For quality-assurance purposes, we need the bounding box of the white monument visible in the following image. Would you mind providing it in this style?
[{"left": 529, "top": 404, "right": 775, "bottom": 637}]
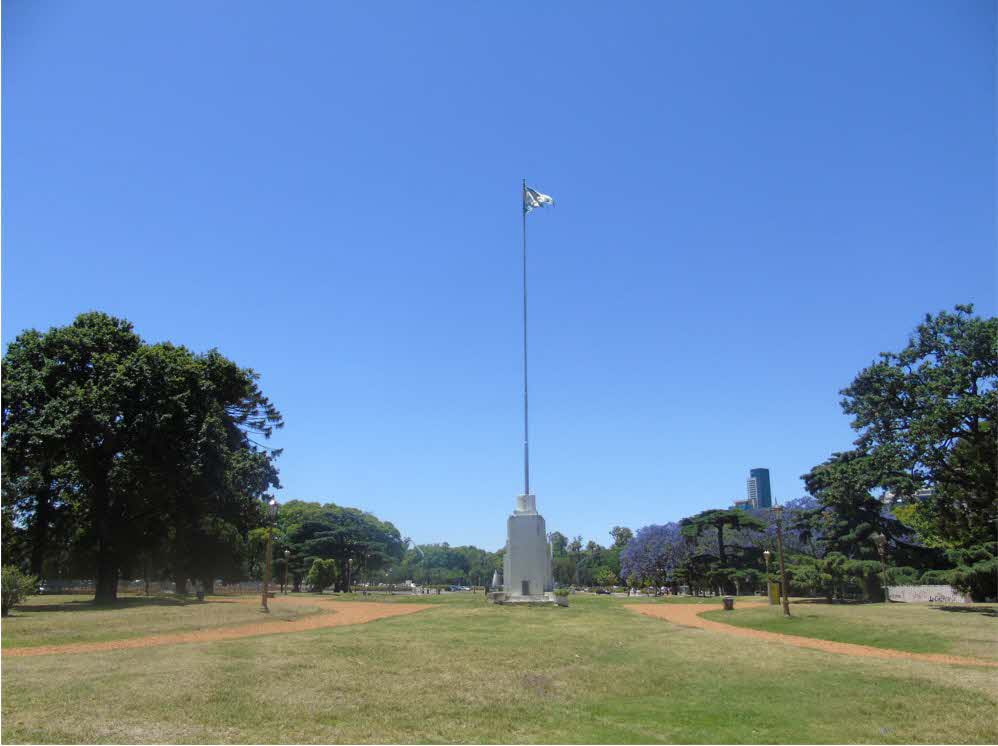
[
  {"left": 502, "top": 493, "right": 553, "bottom": 600},
  {"left": 489, "top": 182, "right": 559, "bottom": 606}
]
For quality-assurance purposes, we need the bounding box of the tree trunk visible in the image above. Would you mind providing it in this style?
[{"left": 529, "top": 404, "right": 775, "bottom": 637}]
[
  {"left": 92, "top": 466, "right": 119, "bottom": 604},
  {"left": 175, "top": 576, "right": 188, "bottom": 595},
  {"left": 94, "top": 538, "right": 119, "bottom": 604},
  {"left": 30, "top": 481, "right": 52, "bottom": 578}
]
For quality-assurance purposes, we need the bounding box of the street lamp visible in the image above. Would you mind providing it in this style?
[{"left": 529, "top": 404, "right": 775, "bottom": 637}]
[
  {"left": 683, "top": 534, "right": 695, "bottom": 597},
  {"left": 763, "top": 549, "right": 774, "bottom": 605},
  {"left": 283, "top": 549, "right": 291, "bottom": 594},
  {"left": 771, "top": 504, "right": 791, "bottom": 618},
  {"left": 347, "top": 557, "right": 353, "bottom": 593},
  {"left": 870, "top": 532, "right": 889, "bottom": 602},
  {"left": 261, "top": 497, "right": 278, "bottom": 612}
]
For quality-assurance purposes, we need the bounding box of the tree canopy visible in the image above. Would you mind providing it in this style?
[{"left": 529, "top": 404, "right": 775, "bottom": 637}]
[{"left": 2, "top": 312, "right": 283, "bottom": 601}]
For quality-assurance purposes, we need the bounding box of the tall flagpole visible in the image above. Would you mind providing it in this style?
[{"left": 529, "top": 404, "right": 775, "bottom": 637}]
[{"left": 521, "top": 178, "right": 530, "bottom": 498}]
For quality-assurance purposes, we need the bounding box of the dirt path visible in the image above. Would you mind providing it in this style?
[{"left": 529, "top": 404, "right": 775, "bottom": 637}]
[
  {"left": 4, "top": 597, "right": 430, "bottom": 658},
  {"left": 631, "top": 602, "right": 998, "bottom": 667}
]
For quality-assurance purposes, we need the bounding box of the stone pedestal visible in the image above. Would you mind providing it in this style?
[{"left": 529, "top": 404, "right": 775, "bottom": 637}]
[{"left": 502, "top": 494, "right": 553, "bottom": 600}]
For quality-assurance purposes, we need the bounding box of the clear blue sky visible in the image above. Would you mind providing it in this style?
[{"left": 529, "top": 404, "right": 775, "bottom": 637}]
[{"left": 3, "top": 1, "right": 995, "bottom": 550}]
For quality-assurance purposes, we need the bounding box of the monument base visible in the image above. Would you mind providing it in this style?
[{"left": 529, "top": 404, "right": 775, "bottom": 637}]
[
  {"left": 503, "top": 493, "right": 554, "bottom": 599},
  {"left": 488, "top": 591, "right": 558, "bottom": 606}
]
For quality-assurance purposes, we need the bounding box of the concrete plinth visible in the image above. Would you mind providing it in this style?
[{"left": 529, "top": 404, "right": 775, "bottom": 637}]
[
  {"left": 488, "top": 591, "right": 558, "bottom": 606},
  {"left": 502, "top": 494, "right": 554, "bottom": 599}
]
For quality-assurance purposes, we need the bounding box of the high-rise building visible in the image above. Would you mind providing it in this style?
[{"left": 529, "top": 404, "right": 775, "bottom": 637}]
[{"left": 747, "top": 468, "right": 772, "bottom": 509}]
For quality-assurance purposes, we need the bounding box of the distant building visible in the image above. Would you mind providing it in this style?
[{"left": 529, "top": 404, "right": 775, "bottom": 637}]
[
  {"left": 747, "top": 468, "right": 772, "bottom": 509},
  {"left": 732, "top": 497, "right": 755, "bottom": 511},
  {"left": 881, "top": 486, "right": 934, "bottom": 505}
]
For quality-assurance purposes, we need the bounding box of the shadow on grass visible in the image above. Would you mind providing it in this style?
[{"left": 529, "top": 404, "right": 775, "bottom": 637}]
[
  {"left": 932, "top": 605, "right": 997, "bottom": 617},
  {"left": 17, "top": 595, "right": 240, "bottom": 613}
]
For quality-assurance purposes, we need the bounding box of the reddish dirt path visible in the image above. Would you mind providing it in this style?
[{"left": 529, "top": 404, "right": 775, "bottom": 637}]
[
  {"left": 4, "top": 597, "right": 430, "bottom": 658},
  {"left": 631, "top": 602, "right": 998, "bottom": 667}
]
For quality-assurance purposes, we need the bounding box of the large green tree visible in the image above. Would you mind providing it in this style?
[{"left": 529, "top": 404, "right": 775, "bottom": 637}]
[
  {"left": 610, "top": 526, "right": 634, "bottom": 548},
  {"left": 801, "top": 451, "right": 903, "bottom": 560},
  {"left": 275, "top": 500, "right": 405, "bottom": 592},
  {"left": 679, "top": 509, "right": 765, "bottom": 567},
  {"left": 2, "top": 313, "right": 283, "bottom": 601},
  {"left": 840, "top": 305, "right": 996, "bottom": 547}
]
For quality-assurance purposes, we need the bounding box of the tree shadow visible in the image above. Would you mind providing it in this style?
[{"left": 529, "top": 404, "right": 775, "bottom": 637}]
[
  {"left": 16, "top": 595, "right": 239, "bottom": 613},
  {"left": 931, "top": 605, "right": 997, "bottom": 617}
]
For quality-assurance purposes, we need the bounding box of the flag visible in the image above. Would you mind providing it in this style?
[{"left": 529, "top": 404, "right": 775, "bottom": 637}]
[{"left": 523, "top": 185, "right": 554, "bottom": 214}]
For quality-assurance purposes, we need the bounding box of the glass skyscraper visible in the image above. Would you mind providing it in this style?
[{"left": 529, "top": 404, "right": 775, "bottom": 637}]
[{"left": 746, "top": 468, "right": 772, "bottom": 509}]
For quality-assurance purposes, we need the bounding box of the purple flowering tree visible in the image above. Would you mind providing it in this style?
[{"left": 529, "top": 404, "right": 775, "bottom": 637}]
[{"left": 620, "top": 523, "right": 691, "bottom": 588}]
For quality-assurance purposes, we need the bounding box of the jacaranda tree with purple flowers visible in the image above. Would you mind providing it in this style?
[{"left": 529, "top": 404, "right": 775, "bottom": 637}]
[{"left": 619, "top": 523, "right": 690, "bottom": 589}]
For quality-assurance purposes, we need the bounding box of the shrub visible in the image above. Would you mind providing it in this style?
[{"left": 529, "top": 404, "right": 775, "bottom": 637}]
[
  {"left": 1, "top": 566, "right": 37, "bottom": 617},
  {"left": 918, "top": 569, "right": 954, "bottom": 585},
  {"left": 946, "top": 543, "right": 997, "bottom": 601},
  {"left": 305, "top": 559, "right": 337, "bottom": 592},
  {"left": 554, "top": 588, "right": 570, "bottom": 597},
  {"left": 885, "top": 566, "right": 920, "bottom": 586}
]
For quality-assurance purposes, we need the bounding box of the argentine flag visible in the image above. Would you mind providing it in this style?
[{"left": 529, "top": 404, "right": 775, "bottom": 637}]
[{"left": 523, "top": 185, "right": 554, "bottom": 214}]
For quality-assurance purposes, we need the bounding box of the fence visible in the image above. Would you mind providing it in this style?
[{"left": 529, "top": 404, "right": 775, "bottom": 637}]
[{"left": 887, "top": 584, "right": 972, "bottom": 604}]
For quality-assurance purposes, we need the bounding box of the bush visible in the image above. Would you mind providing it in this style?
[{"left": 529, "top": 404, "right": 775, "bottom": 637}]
[
  {"left": 1, "top": 566, "right": 37, "bottom": 617},
  {"left": 885, "top": 566, "right": 920, "bottom": 586},
  {"left": 305, "top": 559, "right": 337, "bottom": 592},
  {"left": 918, "top": 569, "right": 954, "bottom": 585},
  {"left": 553, "top": 588, "right": 570, "bottom": 597},
  {"left": 946, "top": 543, "right": 997, "bottom": 601}
]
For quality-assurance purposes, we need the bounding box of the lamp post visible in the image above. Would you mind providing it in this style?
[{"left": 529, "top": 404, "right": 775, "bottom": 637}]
[
  {"left": 763, "top": 549, "right": 774, "bottom": 605},
  {"left": 771, "top": 504, "right": 791, "bottom": 618},
  {"left": 261, "top": 497, "right": 278, "bottom": 612},
  {"left": 871, "top": 532, "right": 889, "bottom": 602},
  {"left": 684, "top": 534, "right": 695, "bottom": 597},
  {"left": 363, "top": 552, "right": 371, "bottom": 596},
  {"left": 347, "top": 557, "right": 353, "bottom": 593},
  {"left": 283, "top": 549, "right": 291, "bottom": 594}
]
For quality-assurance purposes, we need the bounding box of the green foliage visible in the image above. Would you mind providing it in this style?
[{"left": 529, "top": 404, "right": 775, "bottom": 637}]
[
  {"left": 305, "top": 559, "right": 338, "bottom": 592},
  {"left": 392, "top": 542, "right": 498, "bottom": 588},
  {"left": 917, "top": 568, "right": 954, "bottom": 585},
  {"left": 1, "top": 566, "right": 37, "bottom": 617},
  {"left": 275, "top": 500, "right": 405, "bottom": 592},
  {"left": 840, "top": 304, "right": 997, "bottom": 547},
  {"left": 593, "top": 566, "right": 618, "bottom": 588},
  {"left": 2, "top": 312, "right": 283, "bottom": 602},
  {"left": 944, "top": 543, "right": 997, "bottom": 601},
  {"left": 609, "top": 526, "right": 633, "bottom": 548},
  {"left": 884, "top": 565, "right": 920, "bottom": 586},
  {"left": 890, "top": 502, "right": 954, "bottom": 549},
  {"left": 801, "top": 450, "right": 904, "bottom": 559},
  {"left": 790, "top": 305, "right": 997, "bottom": 600},
  {"left": 548, "top": 531, "right": 568, "bottom": 557},
  {"left": 680, "top": 509, "right": 765, "bottom": 567}
]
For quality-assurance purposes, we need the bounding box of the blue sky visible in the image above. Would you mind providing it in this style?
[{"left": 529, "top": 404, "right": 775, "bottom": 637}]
[{"left": 3, "top": 1, "right": 994, "bottom": 550}]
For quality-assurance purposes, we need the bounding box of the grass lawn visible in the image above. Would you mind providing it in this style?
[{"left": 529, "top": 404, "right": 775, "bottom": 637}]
[
  {"left": 1, "top": 594, "right": 325, "bottom": 649},
  {"left": 702, "top": 601, "right": 998, "bottom": 661},
  {"left": 2, "top": 593, "right": 996, "bottom": 744},
  {"left": 620, "top": 594, "right": 764, "bottom": 605}
]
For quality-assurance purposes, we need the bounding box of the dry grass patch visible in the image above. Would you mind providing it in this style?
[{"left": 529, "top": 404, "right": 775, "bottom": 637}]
[{"left": 2, "top": 595, "right": 996, "bottom": 744}]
